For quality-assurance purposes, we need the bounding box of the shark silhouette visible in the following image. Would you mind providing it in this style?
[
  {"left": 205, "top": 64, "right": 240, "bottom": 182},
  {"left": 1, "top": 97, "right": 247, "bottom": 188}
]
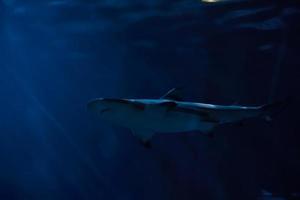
[{"left": 88, "top": 88, "right": 286, "bottom": 147}]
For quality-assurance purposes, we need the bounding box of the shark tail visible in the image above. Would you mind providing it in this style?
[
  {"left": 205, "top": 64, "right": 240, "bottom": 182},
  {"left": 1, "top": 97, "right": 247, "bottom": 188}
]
[{"left": 260, "top": 98, "right": 290, "bottom": 121}]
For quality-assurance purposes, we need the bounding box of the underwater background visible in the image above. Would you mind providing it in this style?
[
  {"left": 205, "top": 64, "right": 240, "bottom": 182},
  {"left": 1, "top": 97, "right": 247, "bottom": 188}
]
[{"left": 0, "top": 0, "right": 300, "bottom": 199}]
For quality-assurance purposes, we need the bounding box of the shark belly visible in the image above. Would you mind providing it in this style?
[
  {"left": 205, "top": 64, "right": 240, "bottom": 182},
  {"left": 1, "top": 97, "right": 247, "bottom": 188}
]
[
  {"left": 154, "top": 112, "right": 216, "bottom": 133},
  {"left": 122, "top": 108, "right": 216, "bottom": 133}
]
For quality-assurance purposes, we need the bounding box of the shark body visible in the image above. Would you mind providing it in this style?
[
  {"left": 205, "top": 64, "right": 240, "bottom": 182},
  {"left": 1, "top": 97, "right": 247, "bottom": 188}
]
[{"left": 87, "top": 88, "right": 284, "bottom": 146}]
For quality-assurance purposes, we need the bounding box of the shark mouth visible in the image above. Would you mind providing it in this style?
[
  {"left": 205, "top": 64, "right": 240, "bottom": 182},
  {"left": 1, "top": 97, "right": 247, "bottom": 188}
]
[{"left": 100, "top": 108, "right": 112, "bottom": 114}]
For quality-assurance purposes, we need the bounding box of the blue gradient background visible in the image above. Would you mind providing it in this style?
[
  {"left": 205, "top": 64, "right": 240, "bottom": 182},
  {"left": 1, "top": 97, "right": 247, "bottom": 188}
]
[{"left": 0, "top": 0, "right": 299, "bottom": 199}]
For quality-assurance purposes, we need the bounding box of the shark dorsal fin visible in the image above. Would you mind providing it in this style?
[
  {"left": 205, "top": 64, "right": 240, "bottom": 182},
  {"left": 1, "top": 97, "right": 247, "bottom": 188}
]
[{"left": 160, "top": 88, "right": 183, "bottom": 101}]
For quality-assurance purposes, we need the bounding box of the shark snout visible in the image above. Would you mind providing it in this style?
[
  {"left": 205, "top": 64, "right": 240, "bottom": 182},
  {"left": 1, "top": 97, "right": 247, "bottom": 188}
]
[
  {"left": 87, "top": 98, "right": 118, "bottom": 115},
  {"left": 87, "top": 98, "right": 134, "bottom": 117},
  {"left": 87, "top": 98, "right": 106, "bottom": 112}
]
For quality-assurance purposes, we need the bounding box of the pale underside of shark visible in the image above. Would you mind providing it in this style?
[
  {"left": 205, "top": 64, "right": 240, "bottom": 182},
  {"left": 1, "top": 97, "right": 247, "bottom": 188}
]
[{"left": 87, "top": 88, "right": 285, "bottom": 146}]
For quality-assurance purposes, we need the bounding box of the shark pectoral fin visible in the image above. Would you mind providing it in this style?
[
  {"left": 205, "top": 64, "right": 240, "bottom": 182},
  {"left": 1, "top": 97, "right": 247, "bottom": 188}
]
[
  {"left": 200, "top": 122, "right": 217, "bottom": 137},
  {"left": 131, "top": 129, "right": 155, "bottom": 144},
  {"left": 206, "top": 131, "right": 215, "bottom": 139},
  {"left": 201, "top": 127, "right": 216, "bottom": 139}
]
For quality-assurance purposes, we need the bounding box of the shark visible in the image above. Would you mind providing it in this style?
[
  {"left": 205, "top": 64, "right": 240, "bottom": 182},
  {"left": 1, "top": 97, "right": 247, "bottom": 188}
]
[{"left": 87, "top": 88, "right": 286, "bottom": 147}]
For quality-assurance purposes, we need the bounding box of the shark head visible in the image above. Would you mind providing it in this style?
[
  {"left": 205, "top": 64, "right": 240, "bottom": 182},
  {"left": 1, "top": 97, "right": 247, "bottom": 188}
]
[
  {"left": 87, "top": 98, "right": 145, "bottom": 125},
  {"left": 87, "top": 98, "right": 125, "bottom": 114},
  {"left": 87, "top": 98, "right": 109, "bottom": 114}
]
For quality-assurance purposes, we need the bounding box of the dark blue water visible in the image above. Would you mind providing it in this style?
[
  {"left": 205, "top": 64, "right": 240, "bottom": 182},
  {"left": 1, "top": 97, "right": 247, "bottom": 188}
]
[{"left": 1, "top": 0, "right": 299, "bottom": 199}]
